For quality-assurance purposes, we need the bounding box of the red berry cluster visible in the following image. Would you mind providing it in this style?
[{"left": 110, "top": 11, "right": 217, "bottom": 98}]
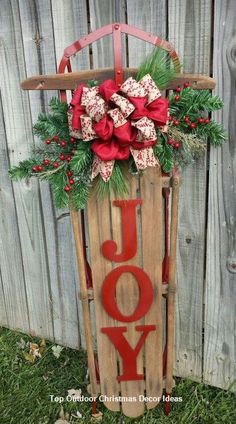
[
  {"left": 32, "top": 165, "right": 44, "bottom": 172},
  {"left": 183, "top": 115, "right": 210, "bottom": 129},
  {"left": 174, "top": 81, "right": 190, "bottom": 101},
  {"left": 64, "top": 170, "right": 75, "bottom": 192},
  {"left": 32, "top": 135, "right": 77, "bottom": 174},
  {"left": 170, "top": 114, "right": 210, "bottom": 131},
  {"left": 167, "top": 138, "right": 180, "bottom": 149},
  {"left": 172, "top": 82, "right": 211, "bottom": 129}
]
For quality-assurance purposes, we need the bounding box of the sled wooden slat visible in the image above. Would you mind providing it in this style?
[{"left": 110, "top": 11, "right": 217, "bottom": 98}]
[
  {"left": 140, "top": 167, "right": 163, "bottom": 408},
  {"left": 111, "top": 177, "right": 145, "bottom": 417},
  {"left": 87, "top": 195, "right": 120, "bottom": 411},
  {"left": 21, "top": 70, "right": 215, "bottom": 90}
]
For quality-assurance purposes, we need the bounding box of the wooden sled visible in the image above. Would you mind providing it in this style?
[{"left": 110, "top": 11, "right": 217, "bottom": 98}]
[{"left": 21, "top": 23, "right": 215, "bottom": 419}]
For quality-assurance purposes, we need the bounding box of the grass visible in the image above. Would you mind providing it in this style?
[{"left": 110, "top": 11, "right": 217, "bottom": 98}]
[{"left": 0, "top": 327, "right": 235, "bottom": 424}]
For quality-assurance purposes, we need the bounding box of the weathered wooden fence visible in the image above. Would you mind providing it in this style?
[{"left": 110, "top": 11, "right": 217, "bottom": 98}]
[{"left": 0, "top": 0, "right": 235, "bottom": 391}]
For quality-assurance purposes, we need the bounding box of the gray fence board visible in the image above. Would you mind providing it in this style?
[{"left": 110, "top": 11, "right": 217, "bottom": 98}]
[
  {"left": 0, "top": 94, "right": 29, "bottom": 332},
  {"left": 168, "top": 0, "right": 211, "bottom": 380},
  {"left": 0, "top": 0, "right": 235, "bottom": 391},
  {"left": 204, "top": 0, "right": 236, "bottom": 391},
  {"left": 0, "top": 0, "right": 53, "bottom": 338}
]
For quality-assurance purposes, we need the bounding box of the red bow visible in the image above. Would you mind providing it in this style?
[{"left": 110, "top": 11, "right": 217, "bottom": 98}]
[{"left": 69, "top": 78, "right": 169, "bottom": 162}]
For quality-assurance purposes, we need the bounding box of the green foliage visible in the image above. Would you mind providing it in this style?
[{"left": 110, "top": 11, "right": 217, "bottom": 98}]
[
  {"left": 87, "top": 79, "right": 98, "bottom": 87},
  {"left": 96, "top": 161, "right": 129, "bottom": 198},
  {"left": 136, "top": 48, "right": 176, "bottom": 89},
  {"left": 154, "top": 135, "right": 175, "bottom": 173},
  {"left": 1, "top": 327, "right": 236, "bottom": 424},
  {"left": 170, "top": 88, "right": 224, "bottom": 115},
  {"left": 45, "top": 168, "right": 68, "bottom": 208},
  {"left": 8, "top": 159, "right": 38, "bottom": 180},
  {"left": 70, "top": 142, "right": 93, "bottom": 174},
  {"left": 9, "top": 68, "right": 226, "bottom": 210},
  {"left": 169, "top": 88, "right": 226, "bottom": 147},
  {"left": 33, "top": 98, "right": 69, "bottom": 141},
  {"left": 195, "top": 120, "right": 226, "bottom": 146},
  {"left": 69, "top": 181, "right": 91, "bottom": 210}
]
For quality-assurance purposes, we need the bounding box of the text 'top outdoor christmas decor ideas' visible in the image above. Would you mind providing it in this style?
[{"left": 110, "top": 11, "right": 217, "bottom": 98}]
[{"left": 9, "top": 24, "right": 225, "bottom": 419}]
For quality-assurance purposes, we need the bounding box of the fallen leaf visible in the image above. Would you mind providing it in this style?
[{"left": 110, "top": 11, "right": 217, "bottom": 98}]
[
  {"left": 52, "top": 345, "right": 64, "bottom": 359},
  {"left": 23, "top": 342, "right": 42, "bottom": 363},
  {"left": 23, "top": 352, "right": 35, "bottom": 363},
  {"left": 39, "top": 338, "right": 46, "bottom": 355},
  {"left": 54, "top": 406, "right": 70, "bottom": 424},
  {"left": 67, "top": 388, "right": 82, "bottom": 401},
  {"left": 16, "top": 338, "right": 27, "bottom": 350},
  {"left": 71, "top": 411, "right": 83, "bottom": 418},
  {"left": 29, "top": 342, "right": 41, "bottom": 359}
]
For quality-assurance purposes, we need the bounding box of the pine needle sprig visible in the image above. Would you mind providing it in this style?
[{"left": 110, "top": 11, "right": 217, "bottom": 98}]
[
  {"left": 195, "top": 120, "right": 226, "bottom": 146},
  {"left": 153, "top": 135, "right": 175, "bottom": 173},
  {"left": 33, "top": 98, "right": 69, "bottom": 141},
  {"left": 70, "top": 142, "right": 93, "bottom": 174},
  {"left": 136, "top": 48, "right": 176, "bottom": 89},
  {"left": 96, "top": 162, "right": 129, "bottom": 198},
  {"left": 9, "top": 60, "right": 226, "bottom": 209},
  {"left": 69, "top": 181, "right": 91, "bottom": 210},
  {"left": 47, "top": 171, "right": 68, "bottom": 209},
  {"left": 170, "top": 89, "right": 224, "bottom": 117},
  {"left": 49, "top": 97, "right": 69, "bottom": 116},
  {"left": 8, "top": 159, "right": 38, "bottom": 180},
  {"left": 33, "top": 114, "right": 69, "bottom": 141}
]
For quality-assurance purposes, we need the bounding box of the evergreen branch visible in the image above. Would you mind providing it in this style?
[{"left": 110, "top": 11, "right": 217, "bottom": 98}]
[
  {"left": 48, "top": 171, "right": 68, "bottom": 209},
  {"left": 153, "top": 136, "right": 175, "bottom": 173},
  {"left": 170, "top": 89, "right": 224, "bottom": 117},
  {"left": 69, "top": 181, "right": 91, "bottom": 210},
  {"left": 49, "top": 97, "right": 69, "bottom": 115},
  {"left": 136, "top": 48, "right": 176, "bottom": 89},
  {"left": 195, "top": 120, "right": 227, "bottom": 146},
  {"left": 33, "top": 115, "right": 69, "bottom": 140},
  {"left": 33, "top": 98, "right": 69, "bottom": 141},
  {"left": 96, "top": 162, "right": 129, "bottom": 198},
  {"left": 8, "top": 159, "right": 38, "bottom": 180},
  {"left": 70, "top": 142, "right": 93, "bottom": 173}
]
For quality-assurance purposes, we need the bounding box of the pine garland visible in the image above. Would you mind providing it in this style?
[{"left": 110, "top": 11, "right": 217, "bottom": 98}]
[
  {"left": 9, "top": 50, "right": 226, "bottom": 210},
  {"left": 136, "top": 49, "right": 176, "bottom": 89}
]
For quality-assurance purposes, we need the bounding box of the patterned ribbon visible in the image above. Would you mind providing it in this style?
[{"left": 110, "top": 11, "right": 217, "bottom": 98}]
[{"left": 69, "top": 74, "right": 169, "bottom": 181}]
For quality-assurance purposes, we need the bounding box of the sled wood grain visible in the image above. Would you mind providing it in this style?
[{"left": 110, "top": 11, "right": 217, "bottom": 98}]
[
  {"left": 87, "top": 194, "right": 120, "bottom": 411},
  {"left": 21, "top": 70, "right": 215, "bottom": 90},
  {"left": 140, "top": 168, "right": 163, "bottom": 408}
]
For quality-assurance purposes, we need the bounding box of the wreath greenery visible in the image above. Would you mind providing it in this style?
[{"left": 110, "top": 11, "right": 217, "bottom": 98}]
[{"left": 9, "top": 50, "right": 225, "bottom": 209}]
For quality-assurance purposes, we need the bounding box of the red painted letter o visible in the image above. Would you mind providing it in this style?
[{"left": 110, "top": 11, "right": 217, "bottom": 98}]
[{"left": 101, "top": 265, "right": 154, "bottom": 322}]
